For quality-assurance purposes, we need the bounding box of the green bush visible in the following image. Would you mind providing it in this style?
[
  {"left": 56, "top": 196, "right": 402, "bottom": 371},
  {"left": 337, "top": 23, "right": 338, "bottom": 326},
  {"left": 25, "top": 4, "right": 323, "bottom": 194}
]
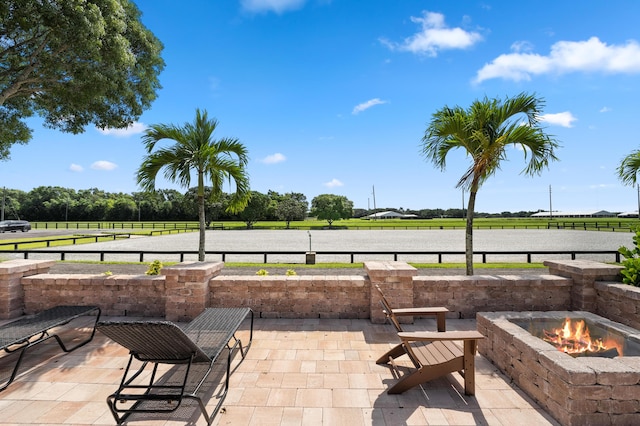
[
  {"left": 618, "top": 228, "right": 640, "bottom": 286},
  {"left": 256, "top": 269, "right": 269, "bottom": 276},
  {"left": 285, "top": 269, "right": 297, "bottom": 276},
  {"left": 146, "top": 260, "right": 163, "bottom": 275}
]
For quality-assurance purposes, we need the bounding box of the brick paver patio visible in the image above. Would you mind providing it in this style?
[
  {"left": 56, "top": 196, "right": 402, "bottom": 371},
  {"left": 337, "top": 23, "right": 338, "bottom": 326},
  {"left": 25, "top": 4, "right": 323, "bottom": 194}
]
[{"left": 0, "top": 316, "right": 559, "bottom": 425}]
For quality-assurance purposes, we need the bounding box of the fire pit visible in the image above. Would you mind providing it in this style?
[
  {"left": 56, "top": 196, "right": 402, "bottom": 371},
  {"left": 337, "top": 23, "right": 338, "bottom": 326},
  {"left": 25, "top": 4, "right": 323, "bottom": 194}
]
[
  {"left": 477, "top": 311, "right": 640, "bottom": 426},
  {"left": 513, "top": 316, "right": 640, "bottom": 359}
]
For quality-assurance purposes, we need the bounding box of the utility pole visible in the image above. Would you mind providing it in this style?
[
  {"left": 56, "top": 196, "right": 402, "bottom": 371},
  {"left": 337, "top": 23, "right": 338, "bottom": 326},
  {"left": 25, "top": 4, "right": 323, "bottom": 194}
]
[
  {"left": 549, "top": 185, "right": 553, "bottom": 219},
  {"left": 1, "top": 187, "right": 4, "bottom": 221},
  {"left": 372, "top": 185, "right": 377, "bottom": 221}
]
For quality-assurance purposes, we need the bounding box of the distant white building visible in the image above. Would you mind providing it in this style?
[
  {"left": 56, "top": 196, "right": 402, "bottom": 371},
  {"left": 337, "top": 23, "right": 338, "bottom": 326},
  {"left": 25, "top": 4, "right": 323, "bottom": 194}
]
[
  {"left": 367, "top": 211, "right": 404, "bottom": 219},
  {"left": 618, "top": 211, "right": 639, "bottom": 218},
  {"left": 530, "top": 210, "right": 617, "bottom": 218},
  {"left": 366, "top": 211, "right": 420, "bottom": 219}
]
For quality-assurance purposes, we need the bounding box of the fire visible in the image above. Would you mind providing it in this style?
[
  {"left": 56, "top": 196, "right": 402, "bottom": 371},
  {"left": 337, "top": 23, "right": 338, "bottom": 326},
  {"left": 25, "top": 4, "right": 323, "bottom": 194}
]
[{"left": 543, "top": 318, "right": 623, "bottom": 356}]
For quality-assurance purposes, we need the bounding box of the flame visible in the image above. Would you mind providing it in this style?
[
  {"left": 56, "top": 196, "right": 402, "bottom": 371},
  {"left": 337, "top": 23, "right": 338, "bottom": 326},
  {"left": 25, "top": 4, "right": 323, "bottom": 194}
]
[{"left": 542, "top": 318, "right": 623, "bottom": 356}]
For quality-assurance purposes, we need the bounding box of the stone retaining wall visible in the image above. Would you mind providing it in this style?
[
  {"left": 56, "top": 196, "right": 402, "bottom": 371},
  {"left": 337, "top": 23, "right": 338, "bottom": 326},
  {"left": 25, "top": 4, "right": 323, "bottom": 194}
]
[
  {"left": 0, "top": 259, "right": 635, "bottom": 324},
  {"left": 595, "top": 281, "right": 640, "bottom": 330},
  {"left": 22, "top": 274, "right": 166, "bottom": 317},
  {"left": 414, "top": 274, "right": 572, "bottom": 319},
  {"left": 0, "top": 260, "right": 55, "bottom": 319},
  {"left": 210, "top": 275, "right": 370, "bottom": 318}
]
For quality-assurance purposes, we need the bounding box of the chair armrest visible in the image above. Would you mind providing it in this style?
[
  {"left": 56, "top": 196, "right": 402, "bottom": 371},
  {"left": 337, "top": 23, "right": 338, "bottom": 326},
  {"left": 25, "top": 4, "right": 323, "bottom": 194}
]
[
  {"left": 389, "top": 307, "right": 449, "bottom": 316},
  {"left": 398, "top": 330, "right": 484, "bottom": 342}
]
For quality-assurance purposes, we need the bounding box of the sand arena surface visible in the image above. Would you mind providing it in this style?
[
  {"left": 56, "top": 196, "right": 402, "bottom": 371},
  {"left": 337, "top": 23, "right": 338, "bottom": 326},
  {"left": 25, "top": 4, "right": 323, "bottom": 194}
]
[{"left": 21, "top": 228, "right": 630, "bottom": 274}]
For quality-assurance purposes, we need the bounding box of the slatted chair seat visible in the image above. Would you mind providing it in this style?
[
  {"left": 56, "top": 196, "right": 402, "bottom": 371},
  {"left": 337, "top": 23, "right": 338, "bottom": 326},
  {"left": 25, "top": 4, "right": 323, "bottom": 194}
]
[
  {"left": 97, "top": 307, "right": 253, "bottom": 425},
  {"left": 377, "top": 330, "right": 483, "bottom": 395}
]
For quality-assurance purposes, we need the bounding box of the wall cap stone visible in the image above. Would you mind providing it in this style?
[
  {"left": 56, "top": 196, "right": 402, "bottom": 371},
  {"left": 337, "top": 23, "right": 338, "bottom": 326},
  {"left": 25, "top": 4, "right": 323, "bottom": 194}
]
[
  {"left": 364, "top": 261, "right": 417, "bottom": 278},
  {"left": 0, "top": 259, "right": 55, "bottom": 273}
]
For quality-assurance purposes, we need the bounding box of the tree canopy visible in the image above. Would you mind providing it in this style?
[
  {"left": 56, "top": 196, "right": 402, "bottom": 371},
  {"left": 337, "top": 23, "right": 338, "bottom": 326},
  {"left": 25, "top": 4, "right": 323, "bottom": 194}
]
[
  {"left": 0, "top": 0, "right": 164, "bottom": 159},
  {"left": 136, "top": 109, "right": 250, "bottom": 261},
  {"left": 310, "top": 194, "right": 353, "bottom": 228},
  {"left": 617, "top": 149, "right": 640, "bottom": 187},
  {"left": 422, "top": 92, "right": 559, "bottom": 275}
]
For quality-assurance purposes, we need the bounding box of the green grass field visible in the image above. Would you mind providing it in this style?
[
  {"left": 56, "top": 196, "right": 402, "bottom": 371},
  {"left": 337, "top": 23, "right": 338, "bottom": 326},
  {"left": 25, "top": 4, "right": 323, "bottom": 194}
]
[{"left": 26, "top": 216, "right": 640, "bottom": 232}]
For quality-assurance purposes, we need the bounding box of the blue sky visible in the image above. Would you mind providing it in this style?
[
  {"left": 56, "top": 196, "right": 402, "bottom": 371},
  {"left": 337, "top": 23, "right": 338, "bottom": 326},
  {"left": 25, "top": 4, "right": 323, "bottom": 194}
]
[{"left": 4, "top": 0, "right": 640, "bottom": 213}]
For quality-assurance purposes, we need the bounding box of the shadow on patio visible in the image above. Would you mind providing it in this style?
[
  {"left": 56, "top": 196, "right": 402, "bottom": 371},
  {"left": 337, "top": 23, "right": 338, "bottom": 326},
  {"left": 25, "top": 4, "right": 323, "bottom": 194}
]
[{"left": 0, "top": 317, "right": 559, "bottom": 425}]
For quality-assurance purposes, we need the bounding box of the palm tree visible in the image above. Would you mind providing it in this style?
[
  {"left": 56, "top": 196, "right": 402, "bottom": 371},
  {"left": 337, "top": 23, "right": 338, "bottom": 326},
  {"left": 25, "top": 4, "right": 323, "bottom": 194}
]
[
  {"left": 617, "top": 149, "right": 640, "bottom": 186},
  {"left": 422, "top": 93, "right": 559, "bottom": 275},
  {"left": 136, "top": 109, "right": 250, "bottom": 261}
]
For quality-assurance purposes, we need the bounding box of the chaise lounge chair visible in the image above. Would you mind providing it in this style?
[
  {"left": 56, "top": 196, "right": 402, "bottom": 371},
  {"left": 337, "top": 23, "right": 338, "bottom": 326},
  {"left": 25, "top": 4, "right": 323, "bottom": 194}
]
[
  {"left": 0, "top": 305, "right": 101, "bottom": 392},
  {"left": 97, "top": 307, "right": 253, "bottom": 425},
  {"left": 374, "top": 285, "right": 483, "bottom": 395}
]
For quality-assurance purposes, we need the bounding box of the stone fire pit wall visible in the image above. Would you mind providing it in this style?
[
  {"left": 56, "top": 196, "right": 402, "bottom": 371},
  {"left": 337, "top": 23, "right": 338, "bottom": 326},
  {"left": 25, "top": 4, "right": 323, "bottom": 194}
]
[{"left": 478, "top": 311, "right": 640, "bottom": 426}]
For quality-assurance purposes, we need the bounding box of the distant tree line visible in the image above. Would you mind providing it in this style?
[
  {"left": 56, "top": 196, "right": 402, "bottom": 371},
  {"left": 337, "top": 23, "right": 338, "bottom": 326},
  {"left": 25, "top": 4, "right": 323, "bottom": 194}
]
[{"left": 2, "top": 186, "right": 536, "bottom": 224}]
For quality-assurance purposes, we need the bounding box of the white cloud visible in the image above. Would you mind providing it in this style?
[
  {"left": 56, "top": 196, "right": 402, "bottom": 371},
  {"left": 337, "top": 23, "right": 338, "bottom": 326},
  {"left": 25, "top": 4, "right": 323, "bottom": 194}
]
[
  {"left": 91, "top": 161, "right": 118, "bottom": 171},
  {"left": 600, "top": 106, "right": 612, "bottom": 113},
  {"left": 539, "top": 111, "right": 577, "bottom": 128},
  {"left": 261, "top": 153, "right": 286, "bottom": 164},
  {"left": 241, "top": 0, "right": 305, "bottom": 13},
  {"left": 510, "top": 40, "right": 534, "bottom": 53},
  {"left": 380, "top": 11, "right": 482, "bottom": 56},
  {"left": 324, "top": 178, "right": 343, "bottom": 188},
  {"left": 97, "top": 122, "right": 147, "bottom": 137},
  {"left": 475, "top": 37, "right": 640, "bottom": 83},
  {"left": 352, "top": 98, "right": 387, "bottom": 115},
  {"left": 69, "top": 163, "right": 83, "bottom": 172}
]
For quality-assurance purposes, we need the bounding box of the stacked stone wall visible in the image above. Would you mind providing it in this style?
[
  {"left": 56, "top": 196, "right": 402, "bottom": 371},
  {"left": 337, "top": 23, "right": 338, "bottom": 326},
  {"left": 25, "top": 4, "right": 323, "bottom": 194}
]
[
  {"left": 210, "top": 275, "right": 369, "bottom": 319},
  {"left": 595, "top": 281, "right": 640, "bottom": 329},
  {"left": 21, "top": 274, "right": 165, "bottom": 317},
  {"left": 414, "top": 274, "right": 572, "bottom": 318}
]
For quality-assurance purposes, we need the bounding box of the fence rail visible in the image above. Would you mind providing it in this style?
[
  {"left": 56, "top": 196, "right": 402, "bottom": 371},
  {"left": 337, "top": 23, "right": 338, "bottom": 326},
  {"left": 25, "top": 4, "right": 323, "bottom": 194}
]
[
  {"left": 24, "top": 221, "right": 637, "bottom": 232},
  {"left": 0, "top": 228, "right": 195, "bottom": 251},
  {"left": 7, "top": 249, "right": 623, "bottom": 264}
]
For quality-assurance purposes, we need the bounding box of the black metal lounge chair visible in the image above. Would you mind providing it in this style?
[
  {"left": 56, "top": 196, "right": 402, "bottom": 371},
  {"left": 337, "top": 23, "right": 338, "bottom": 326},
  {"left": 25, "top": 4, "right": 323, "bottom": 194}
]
[
  {"left": 97, "top": 307, "right": 253, "bottom": 425},
  {"left": 0, "top": 305, "right": 101, "bottom": 392}
]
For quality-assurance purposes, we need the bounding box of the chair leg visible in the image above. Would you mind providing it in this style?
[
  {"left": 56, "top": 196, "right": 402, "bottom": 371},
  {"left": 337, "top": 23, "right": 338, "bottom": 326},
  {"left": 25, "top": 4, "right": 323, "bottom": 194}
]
[
  {"left": 386, "top": 357, "right": 464, "bottom": 394},
  {"left": 462, "top": 340, "right": 477, "bottom": 395},
  {"left": 375, "top": 343, "right": 407, "bottom": 364}
]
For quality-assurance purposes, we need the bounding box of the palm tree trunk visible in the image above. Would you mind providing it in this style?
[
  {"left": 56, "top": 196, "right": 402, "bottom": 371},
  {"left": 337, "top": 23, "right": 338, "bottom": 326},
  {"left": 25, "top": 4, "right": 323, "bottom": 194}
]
[
  {"left": 465, "top": 190, "right": 477, "bottom": 275},
  {"left": 197, "top": 173, "right": 206, "bottom": 262}
]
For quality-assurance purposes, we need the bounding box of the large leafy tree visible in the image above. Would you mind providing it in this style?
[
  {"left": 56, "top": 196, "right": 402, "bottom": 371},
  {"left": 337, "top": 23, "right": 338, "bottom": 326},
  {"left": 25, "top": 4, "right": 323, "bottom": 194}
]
[
  {"left": 274, "top": 192, "right": 308, "bottom": 228},
  {"left": 310, "top": 194, "right": 353, "bottom": 228},
  {"left": 422, "top": 93, "right": 559, "bottom": 275},
  {"left": 136, "top": 109, "right": 250, "bottom": 261},
  {"left": 238, "top": 191, "right": 270, "bottom": 229},
  {"left": 0, "top": 0, "right": 164, "bottom": 160}
]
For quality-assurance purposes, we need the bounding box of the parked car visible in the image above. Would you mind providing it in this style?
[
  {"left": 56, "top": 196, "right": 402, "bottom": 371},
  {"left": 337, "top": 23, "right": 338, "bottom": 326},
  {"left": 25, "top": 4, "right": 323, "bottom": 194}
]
[{"left": 0, "top": 220, "right": 31, "bottom": 232}]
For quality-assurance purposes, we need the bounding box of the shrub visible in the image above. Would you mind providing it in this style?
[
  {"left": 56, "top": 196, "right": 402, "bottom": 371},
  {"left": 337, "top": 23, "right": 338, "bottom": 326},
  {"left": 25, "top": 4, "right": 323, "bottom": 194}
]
[
  {"left": 146, "top": 260, "right": 163, "bottom": 275},
  {"left": 618, "top": 228, "right": 640, "bottom": 286},
  {"left": 103, "top": 270, "right": 113, "bottom": 276},
  {"left": 285, "top": 269, "right": 297, "bottom": 276},
  {"left": 256, "top": 269, "right": 269, "bottom": 276}
]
